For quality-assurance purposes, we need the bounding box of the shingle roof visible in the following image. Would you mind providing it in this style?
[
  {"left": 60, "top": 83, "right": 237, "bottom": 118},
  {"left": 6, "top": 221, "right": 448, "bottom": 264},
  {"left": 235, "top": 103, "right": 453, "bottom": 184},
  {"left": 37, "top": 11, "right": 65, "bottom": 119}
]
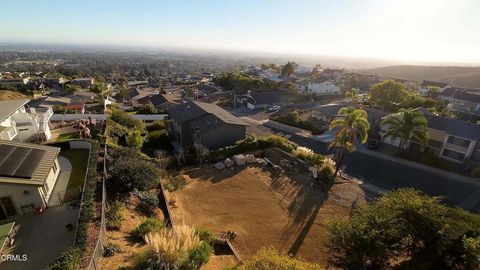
[
  {"left": 249, "top": 91, "right": 285, "bottom": 105},
  {"left": 453, "top": 91, "right": 480, "bottom": 103},
  {"left": 0, "top": 140, "right": 60, "bottom": 186},
  {"left": 0, "top": 99, "right": 29, "bottom": 123},
  {"left": 168, "top": 101, "right": 247, "bottom": 126},
  {"left": 138, "top": 94, "right": 168, "bottom": 107},
  {"left": 424, "top": 114, "right": 480, "bottom": 140}
]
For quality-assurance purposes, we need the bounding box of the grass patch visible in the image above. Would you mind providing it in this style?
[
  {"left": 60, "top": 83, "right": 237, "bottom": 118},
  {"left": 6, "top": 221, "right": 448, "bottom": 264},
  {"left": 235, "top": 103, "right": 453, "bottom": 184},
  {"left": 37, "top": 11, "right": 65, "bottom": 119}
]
[
  {"left": 56, "top": 132, "right": 79, "bottom": 143},
  {"left": 60, "top": 149, "right": 90, "bottom": 202}
]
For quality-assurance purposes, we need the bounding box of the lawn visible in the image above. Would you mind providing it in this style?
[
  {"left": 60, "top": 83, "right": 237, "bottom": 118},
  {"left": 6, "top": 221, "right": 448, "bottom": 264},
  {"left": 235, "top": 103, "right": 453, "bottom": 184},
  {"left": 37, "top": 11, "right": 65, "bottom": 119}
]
[
  {"left": 55, "top": 132, "right": 79, "bottom": 143},
  {"left": 166, "top": 150, "right": 372, "bottom": 266},
  {"left": 59, "top": 149, "right": 90, "bottom": 201}
]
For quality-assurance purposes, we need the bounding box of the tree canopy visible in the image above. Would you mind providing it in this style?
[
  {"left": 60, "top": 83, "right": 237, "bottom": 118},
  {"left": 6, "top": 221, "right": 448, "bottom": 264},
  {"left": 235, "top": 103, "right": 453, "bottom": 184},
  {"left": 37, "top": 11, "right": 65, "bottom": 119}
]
[
  {"left": 281, "top": 61, "right": 295, "bottom": 77},
  {"left": 369, "top": 80, "right": 408, "bottom": 111},
  {"left": 329, "top": 188, "right": 480, "bottom": 269}
]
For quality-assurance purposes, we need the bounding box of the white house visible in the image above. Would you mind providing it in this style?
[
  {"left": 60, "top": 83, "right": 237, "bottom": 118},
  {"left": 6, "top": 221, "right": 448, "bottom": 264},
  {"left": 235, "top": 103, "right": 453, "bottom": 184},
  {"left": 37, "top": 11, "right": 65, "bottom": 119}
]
[
  {"left": 307, "top": 79, "right": 341, "bottom": 95},
  {"left": 0, "top": 140, "right": 61, "bottom": 219},
  {"left": 419, "top": 80, "right": 451, "bottom": 97},
  {"left": 0, "top": 99, "right": 53, "bottom": 142}
]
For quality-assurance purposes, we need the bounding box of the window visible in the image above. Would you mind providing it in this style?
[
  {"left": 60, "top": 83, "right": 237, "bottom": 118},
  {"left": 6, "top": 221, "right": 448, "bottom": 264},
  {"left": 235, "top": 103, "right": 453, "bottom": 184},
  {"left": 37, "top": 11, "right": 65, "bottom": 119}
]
[
  {"left": 442, "top": 149, "right": 465, "bottom": 161},
  {"left": 447, "top": 136, "right": 471, "bottom": 148},
  {"left": 52, "top": 162, "right": 58, "bottom": 174}
]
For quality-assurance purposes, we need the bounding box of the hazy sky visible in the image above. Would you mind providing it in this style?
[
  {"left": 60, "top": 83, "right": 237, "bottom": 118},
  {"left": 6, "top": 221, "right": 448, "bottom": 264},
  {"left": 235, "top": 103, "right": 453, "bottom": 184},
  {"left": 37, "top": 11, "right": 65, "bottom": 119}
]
[{"left": 1, "top": 0, "right": 479, "bottom": 63}]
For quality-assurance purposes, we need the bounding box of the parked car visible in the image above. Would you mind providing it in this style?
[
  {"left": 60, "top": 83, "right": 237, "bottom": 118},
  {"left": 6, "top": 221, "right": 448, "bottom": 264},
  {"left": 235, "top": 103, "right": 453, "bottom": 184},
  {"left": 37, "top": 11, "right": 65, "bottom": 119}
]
[
  {"left": 267, "top": 105, "right": 280, "bottom": 112},
  {"left": 367, "top": 138, "right": 380, "bottom": 149}
]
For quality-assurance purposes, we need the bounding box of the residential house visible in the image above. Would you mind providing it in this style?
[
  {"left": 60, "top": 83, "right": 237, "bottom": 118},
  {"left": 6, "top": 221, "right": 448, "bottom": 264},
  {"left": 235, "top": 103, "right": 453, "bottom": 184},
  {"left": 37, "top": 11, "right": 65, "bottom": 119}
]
[
  {"left": 419, "top": 80, "right": 451, "bottom": 97},
  {"left": 0, "top": 140, "right": 61, "bottom": 219},
  {"left": 307, "top": 79, "right": 341, "bottom": 96},
  {"left": 127, "top": 81, "right": 149, "bottom": 88},
  {"left": 64, "top": 103, "right": 85, "bottom": 114},
  {"left": 0, "top": 99, "right": 53, "bottom": 141},
  {"left": 449, "top": 90, "right": 480, "bottom": 116},
  {"left": 236, "top": 90, "right": 289, "bottom": 110},
  {"left": 0, "top": 77, "right": 30, "bottom": 87},
  {"left": 167, "top": 101, "right": 248, "bottom": 150},
  {"left": 68, "top": 90, "right": 95, "bottom": 103},
  {"left": 137, "top": 94, "right": 172, "bottom": 110},
  {"left": 380, "top": 108, "right": 480, "bottom": 163},
  {"left": 42, "top": 76, "right": 68, "bottom": 90},
  {"left": 73, "top": 78, "right": 95, "bottom": 89}
]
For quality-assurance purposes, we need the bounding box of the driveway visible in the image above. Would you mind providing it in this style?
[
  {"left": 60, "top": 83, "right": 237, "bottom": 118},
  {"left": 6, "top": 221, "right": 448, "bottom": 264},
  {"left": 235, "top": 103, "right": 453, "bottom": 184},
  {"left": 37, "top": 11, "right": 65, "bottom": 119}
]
[{"left": 0, "top": 205, "right": 79, "bottom": 270}]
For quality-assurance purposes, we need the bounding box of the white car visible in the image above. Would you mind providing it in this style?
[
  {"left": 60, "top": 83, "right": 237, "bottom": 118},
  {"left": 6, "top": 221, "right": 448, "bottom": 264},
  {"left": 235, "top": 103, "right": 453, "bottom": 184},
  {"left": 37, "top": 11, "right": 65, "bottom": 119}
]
[{"left": 267, "top": 105, "right": 280, "bottom": 112}]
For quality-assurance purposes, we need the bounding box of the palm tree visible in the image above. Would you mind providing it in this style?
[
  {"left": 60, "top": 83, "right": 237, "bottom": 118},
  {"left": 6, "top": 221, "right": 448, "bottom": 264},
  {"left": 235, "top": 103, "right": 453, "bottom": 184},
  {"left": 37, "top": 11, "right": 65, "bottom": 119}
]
[
  {"left": 329, "top": 107, "right": 370, "bottom": 179},
  {"left": 381, "top": 108, "right": 429, "bottom": 150}
]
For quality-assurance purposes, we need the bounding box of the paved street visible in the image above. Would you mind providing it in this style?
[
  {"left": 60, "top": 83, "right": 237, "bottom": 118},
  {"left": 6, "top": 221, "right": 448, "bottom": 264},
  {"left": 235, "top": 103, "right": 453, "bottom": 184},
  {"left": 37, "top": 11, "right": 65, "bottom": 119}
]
[{"left": 241, "top": 112, "right": 480, "bottom": 212}]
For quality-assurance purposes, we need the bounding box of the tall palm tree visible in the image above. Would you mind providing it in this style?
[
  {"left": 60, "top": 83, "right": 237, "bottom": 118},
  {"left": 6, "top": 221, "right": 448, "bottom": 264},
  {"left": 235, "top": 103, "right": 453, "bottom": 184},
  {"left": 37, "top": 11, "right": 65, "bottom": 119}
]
[
  {"left": 381, "top": 108, "right": 429, "bottom": 150},
  {"left": 329, "top": 107, "right": 370, "bottom": 179}
]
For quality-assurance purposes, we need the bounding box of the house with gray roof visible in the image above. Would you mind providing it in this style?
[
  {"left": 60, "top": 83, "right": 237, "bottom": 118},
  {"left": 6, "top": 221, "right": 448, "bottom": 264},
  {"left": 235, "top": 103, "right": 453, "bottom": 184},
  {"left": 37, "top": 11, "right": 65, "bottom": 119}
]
[
  {"left": 0, "top": 140, "right": 61, "bottom": 219},
  {"left": 167, "top": 101, "right": 248, "bottom": 150},
  {"left": 380, "top": 108, "right": 480, "bottom": 163}
]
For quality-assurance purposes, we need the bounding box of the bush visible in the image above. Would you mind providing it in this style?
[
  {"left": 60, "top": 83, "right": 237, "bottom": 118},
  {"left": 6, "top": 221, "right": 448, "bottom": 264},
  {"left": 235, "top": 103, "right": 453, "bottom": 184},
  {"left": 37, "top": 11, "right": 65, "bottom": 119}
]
[
  {"left": 317, "top": 158, "right": 335, "bottom": 183},
  {"left": 106, "top": 200, "right": 124, "bottom": 231},
  {"left": 108, "top": 156, "right": 162, "bottom": 194},
  {"left": 195, "top": 227, "right": 215, "bottom": 243},
  {"left": 137, "top": 104, "right": 158, "bottom": 114},
  {"left": 188, "top": 241, "right": 213, "bottom": 267},
  {"left": 132, "top": 218, "right": 165, "bottom": 239},
  {"left": 294, "top": 146, "right": 324, "bottom": 165},
  {"left": 163, "top": 175, "right": 187, "bottom": 192},
  {"left": 148, "top": 120, "right": 165, "bottom": 131},
  {"left": 209, "top": 135, "right": 299, "bottom": 160},
  {"left": 111, "top": 108, "right": 144, "bottom": 129},
  {"left": 48, "top": 247, "right": 82, "bottom": 270},
  {"left": 471, "top": 166, "right": 480, "bottom": 178},
  {"left": 329, "top": 189, "right": 480, "bottom": 269},
  {"left": 133, "top": 190, "right": 159, "bottom": 215},
  {"left": 103, "top": 242, "right": 121, "bottom": 257}
]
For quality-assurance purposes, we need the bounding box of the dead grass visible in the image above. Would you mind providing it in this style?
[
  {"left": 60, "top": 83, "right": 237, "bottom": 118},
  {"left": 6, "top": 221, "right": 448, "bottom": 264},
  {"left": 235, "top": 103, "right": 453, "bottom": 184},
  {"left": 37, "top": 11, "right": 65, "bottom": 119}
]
[
  {"left": 0, "top": 90, "right": 29, "bottom": 101},
  {"left": 99, "top": 205, "right": 164, "bottom": 269},
  {"left": 167, "top": 151, "right": 369, "bottom": 267}
]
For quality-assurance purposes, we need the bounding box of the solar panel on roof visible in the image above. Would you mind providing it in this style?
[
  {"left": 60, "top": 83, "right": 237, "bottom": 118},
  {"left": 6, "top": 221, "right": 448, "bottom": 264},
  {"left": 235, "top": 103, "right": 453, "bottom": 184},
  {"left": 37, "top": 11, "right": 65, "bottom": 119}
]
[{"left": 0, "top": 145, "right": 45, "bottom": 179}]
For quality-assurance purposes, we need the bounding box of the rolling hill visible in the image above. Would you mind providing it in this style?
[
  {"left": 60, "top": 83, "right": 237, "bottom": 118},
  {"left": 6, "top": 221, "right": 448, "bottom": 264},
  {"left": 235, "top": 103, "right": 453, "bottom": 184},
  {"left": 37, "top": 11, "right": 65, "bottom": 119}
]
[{"left": 359, "top": 65, "right": 480, "bottom": 89}]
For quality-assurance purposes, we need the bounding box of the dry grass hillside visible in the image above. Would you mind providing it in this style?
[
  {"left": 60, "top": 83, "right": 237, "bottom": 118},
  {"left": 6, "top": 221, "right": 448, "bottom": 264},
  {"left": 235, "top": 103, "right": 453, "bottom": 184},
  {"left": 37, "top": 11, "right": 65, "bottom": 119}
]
[
  {"left": 0, "top": 90, "right": 30, "bottom": 101},
  {"left": 360, "top": 65, "right": 480, "bottom": 89}
]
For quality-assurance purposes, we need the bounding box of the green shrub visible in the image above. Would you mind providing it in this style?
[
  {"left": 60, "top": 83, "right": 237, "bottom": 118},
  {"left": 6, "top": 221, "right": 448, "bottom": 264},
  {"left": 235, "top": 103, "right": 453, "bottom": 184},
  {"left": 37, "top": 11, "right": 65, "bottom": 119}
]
[
  {"left": 133, "top": 190, "right": 159, "bottom": 215},
  {"left": 188, "top": 242, "right": 213, "bottom": 267},
  {"left": 195, "top": 227, "right": 215, "bottom": 243},
  {"left": 148, "top": 120, "right": 165, "bottom": 131},
  {"left": 471, "top": 166, "right": 480, "bottom": 178},
  {"left": 108, "top": 157, "right": 162, "bottom": 194},
  {"left": 132, "top": 218, "right": 165, "bottom": 239},
  {"left": 317, "top": 158, "right": 336, "bottom": 183},
  {"left": 106, "top": 200, "right": 124, "bottom": 231},
  {"left": 48, "top": 247, "right": 82, "bottom": 270},
  {"left": 103, "top": 242, "right": 121, "bottom": 257},
  {"left": 163, "top": 175, "right": 187, "bottom": 192}
]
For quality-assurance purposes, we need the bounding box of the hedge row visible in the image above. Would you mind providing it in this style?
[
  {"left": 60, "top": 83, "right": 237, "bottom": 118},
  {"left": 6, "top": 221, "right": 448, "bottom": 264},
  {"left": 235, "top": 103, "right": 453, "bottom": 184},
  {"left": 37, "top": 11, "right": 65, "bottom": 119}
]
[
  {"left": 209, "top": 135, "right": 298, "bottom": 160},
  {"left": 48, "top": 140, "right": 100, "bottom": 270}
]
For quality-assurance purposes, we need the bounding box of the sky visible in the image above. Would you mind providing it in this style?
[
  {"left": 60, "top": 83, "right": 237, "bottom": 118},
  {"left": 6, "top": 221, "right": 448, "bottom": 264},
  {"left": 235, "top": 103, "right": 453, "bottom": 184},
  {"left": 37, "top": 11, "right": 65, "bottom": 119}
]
[{"left": 1, "top": 0, "right": 479, "bottom": 64}]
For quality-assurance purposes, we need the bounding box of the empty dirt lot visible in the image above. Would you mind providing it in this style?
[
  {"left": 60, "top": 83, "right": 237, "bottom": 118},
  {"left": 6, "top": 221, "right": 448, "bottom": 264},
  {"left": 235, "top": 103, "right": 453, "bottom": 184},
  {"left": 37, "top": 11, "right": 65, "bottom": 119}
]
[{"left": 167, "top": 159, "right": 373, "bottom": 266}]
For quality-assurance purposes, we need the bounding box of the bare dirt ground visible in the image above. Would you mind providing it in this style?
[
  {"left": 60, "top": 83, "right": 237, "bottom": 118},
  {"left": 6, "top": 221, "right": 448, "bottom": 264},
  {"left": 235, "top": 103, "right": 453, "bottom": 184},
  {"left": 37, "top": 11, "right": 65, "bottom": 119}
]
[{"left": 167, "top": 150, "right": 371, "bottom": 267}]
